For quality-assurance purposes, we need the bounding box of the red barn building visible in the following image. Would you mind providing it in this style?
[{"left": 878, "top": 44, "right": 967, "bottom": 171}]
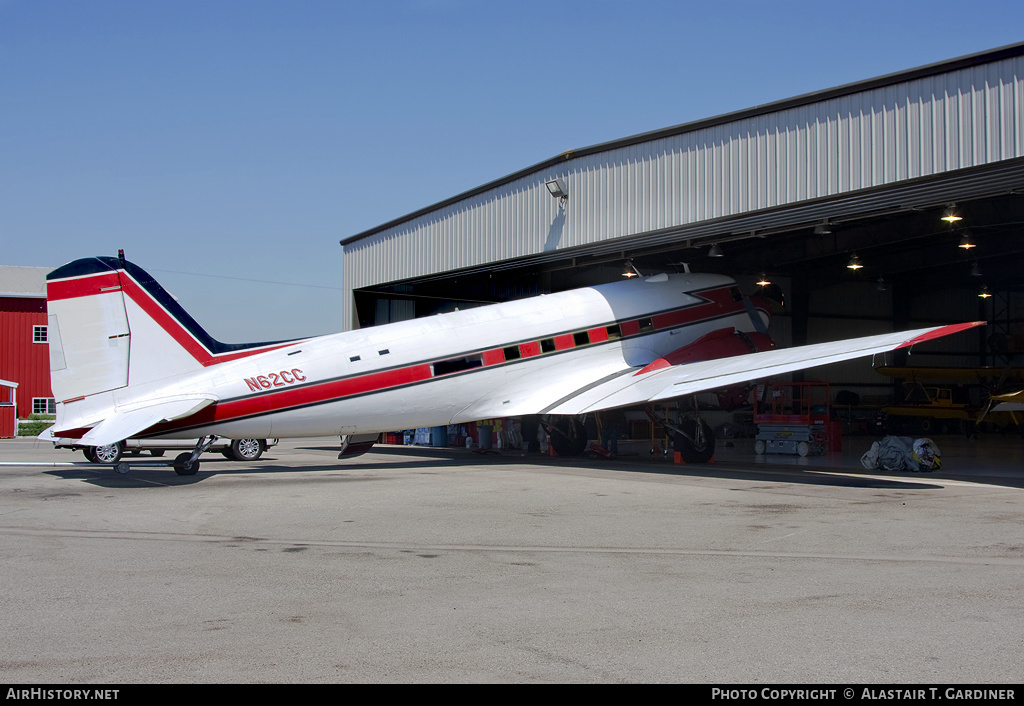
[{"left": 1, "top": 266, "right": 54, "bottom": 426}]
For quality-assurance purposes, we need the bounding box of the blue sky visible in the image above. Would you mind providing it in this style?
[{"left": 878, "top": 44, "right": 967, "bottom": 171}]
[{"left": 2, "top": 0, "right": 1022, "bottom": 341}]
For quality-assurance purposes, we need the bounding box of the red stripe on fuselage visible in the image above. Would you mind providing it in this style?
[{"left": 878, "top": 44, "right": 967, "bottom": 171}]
[
  {"left": 144, "top": 363, "right": 435, "bottom": 436},
  {"left": 651, "top": 286, "right": 738, "bottom": 329}
]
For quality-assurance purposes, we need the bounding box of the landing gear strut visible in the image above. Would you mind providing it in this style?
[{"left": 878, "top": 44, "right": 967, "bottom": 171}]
[
  {"left": 542, "top": 415, "right": 589, "bottom": 457},
  {"left": 173, "top": 435, "right": 219, "bottom": 476},
  {"left": 645, "top": 403, "right": 715, "bottom": 464}
]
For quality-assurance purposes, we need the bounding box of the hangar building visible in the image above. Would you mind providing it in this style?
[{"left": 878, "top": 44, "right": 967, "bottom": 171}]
[{"left": 340, "top": 43, "right": 1024, "bottom": 437}]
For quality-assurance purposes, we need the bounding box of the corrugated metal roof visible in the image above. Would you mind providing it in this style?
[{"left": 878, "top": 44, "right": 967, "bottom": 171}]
[
  {"left": 342, "top": 41, "right": 1024, "bottom": 247},
  {"left": 0, "top": 266, "right": 52, "bottom": 298}
]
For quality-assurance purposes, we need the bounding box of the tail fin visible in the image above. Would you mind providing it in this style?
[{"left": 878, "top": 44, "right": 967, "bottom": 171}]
[{"left": 46, "top": 255, "right": 291, "bottom": 404}]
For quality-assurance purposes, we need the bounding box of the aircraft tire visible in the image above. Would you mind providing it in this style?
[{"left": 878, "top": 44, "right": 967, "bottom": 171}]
[
  {"left": 173, "top": 452, "right": 200, "bottom": 476},
  {"left": 547, "top": 417, "right": 588, "bottom": 457},
  {"left": 673, "top": 418, "right": 715, "bottom": 464}
]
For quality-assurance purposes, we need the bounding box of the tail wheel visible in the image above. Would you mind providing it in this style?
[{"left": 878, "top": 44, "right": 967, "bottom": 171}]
[
  {"left": 673, "top": 417, "right": 715, "bottom": 464},
  {"left": 173, "top": 453, "right": 200, "bottom": 476}
]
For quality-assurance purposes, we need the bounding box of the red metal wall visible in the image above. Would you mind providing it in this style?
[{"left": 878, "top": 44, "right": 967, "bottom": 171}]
[{"left": 0, "top": 296, "right": 52, "bottom": 417}]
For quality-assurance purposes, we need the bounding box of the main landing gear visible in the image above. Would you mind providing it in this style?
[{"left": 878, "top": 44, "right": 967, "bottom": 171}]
[
  {"left": 645, "top": 403, "right": 715, "bottom": 464},
  {"left": 541, "top": 404, "right": 715, "bottom": 464},
  {"left": 541, "top": 416, "right": 589, "bottom": 457}
]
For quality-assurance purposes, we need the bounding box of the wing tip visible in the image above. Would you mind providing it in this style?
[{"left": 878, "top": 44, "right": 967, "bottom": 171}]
[{"left": 896, "top": 321, "right": 985, "bottom": 349}]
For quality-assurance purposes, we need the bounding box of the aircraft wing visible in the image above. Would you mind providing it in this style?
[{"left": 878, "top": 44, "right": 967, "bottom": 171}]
[
  {"left": 537, "top": 322, "right": 984, "bottom": 416},
  {"left": 55, "top": 396, "right": 217, "bottom": 447}
]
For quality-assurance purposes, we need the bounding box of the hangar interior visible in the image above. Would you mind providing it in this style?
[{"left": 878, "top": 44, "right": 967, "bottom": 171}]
[{"left": 340, "top": 43, "right": 1024, "bottom": 446}]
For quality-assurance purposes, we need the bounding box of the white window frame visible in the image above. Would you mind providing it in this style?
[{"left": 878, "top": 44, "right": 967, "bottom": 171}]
[
  {"left": 32, "top": 398, "right": 56, "bottom": 415},
  {"left": 32, "top": 325, "right": 48, "bottom": 343}
]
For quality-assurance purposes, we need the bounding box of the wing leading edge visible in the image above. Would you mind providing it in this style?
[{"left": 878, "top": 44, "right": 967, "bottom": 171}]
[{"left": 540, "top": 322, "right": 985, "bottom": 416}]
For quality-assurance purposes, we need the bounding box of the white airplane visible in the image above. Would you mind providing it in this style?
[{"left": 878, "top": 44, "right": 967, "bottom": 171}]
[{"left": 42, "top": 252, "right": 982, "bottom": 475}]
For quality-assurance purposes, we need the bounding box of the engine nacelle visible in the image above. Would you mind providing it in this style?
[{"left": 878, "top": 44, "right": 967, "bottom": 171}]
[
  {"left": 636, "top": 327, "right": 776, "bottom": 410},
  {"left": 638, "top": 327, "right": 776, "bottom": 373}
]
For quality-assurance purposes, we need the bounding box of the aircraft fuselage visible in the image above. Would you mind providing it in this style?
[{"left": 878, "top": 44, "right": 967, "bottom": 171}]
[{"left": 51, "top": 269, "right": 765, "bottom": 442}]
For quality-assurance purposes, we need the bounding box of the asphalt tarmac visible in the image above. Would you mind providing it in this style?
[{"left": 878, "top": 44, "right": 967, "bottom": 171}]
[{"left": 1, "top": 435, "right": 1022, "bottom": 684}]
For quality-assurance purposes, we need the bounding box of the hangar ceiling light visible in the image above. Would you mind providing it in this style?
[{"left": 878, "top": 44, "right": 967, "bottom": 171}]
[{"left": 941, "top": 205, "right": 962, "bottom": 223}]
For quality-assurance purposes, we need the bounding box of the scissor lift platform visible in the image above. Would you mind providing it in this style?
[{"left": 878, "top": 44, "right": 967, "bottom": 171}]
[{"left": 754, "top": 382, "right": 831, "bottom": 457}]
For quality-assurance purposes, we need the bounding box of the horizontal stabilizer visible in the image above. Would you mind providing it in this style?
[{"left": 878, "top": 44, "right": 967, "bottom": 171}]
[{"left": 78, "top": 396, "right": 217, "bottom": 447}]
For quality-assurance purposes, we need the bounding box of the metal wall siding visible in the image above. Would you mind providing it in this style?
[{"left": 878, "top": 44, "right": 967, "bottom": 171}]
[
  {"left": 343, "top": 56, "right": 1024, "bottom": 328},
  {"left": 0, "top": 298, "right": 52, "bottom": 416}
]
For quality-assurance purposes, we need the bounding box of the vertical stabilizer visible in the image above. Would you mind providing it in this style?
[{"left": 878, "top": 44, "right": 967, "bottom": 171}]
[{"left": 46, "top": 256, "right": 294, "bottom": 405}]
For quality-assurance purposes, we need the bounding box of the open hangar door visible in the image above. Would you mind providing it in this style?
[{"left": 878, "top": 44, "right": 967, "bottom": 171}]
[
  {"left": 629, "top": 193, "right": 1024, "bottom": 439},
  {"left": 691, "top": 194, "right": 1024, "bottom": 438}
]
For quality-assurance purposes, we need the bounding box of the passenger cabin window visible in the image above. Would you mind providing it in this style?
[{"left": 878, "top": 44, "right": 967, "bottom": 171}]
[
  {"left": 502, "top": 345, "right": 521, "bottom": 361},
  {"left": 605, "top": 324, "right": 622, "bottom": 340},
  {"left": 378, "top": 349, "right": 390, "bottom": 356},
  {"left": 432, "top": 355, "right": 483, "bottom": 376},
  {"left": 573, "top": 331, "right": 590, "bottom": 346},
  {"left": 540, "top": 338, "right": 556, "bottom": 353},
  {"left": 638, "top": 317, "right": 654, "bottom": 333},
  {"left": 349, "top": 355, "right": 361, "bottom": 362}
]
